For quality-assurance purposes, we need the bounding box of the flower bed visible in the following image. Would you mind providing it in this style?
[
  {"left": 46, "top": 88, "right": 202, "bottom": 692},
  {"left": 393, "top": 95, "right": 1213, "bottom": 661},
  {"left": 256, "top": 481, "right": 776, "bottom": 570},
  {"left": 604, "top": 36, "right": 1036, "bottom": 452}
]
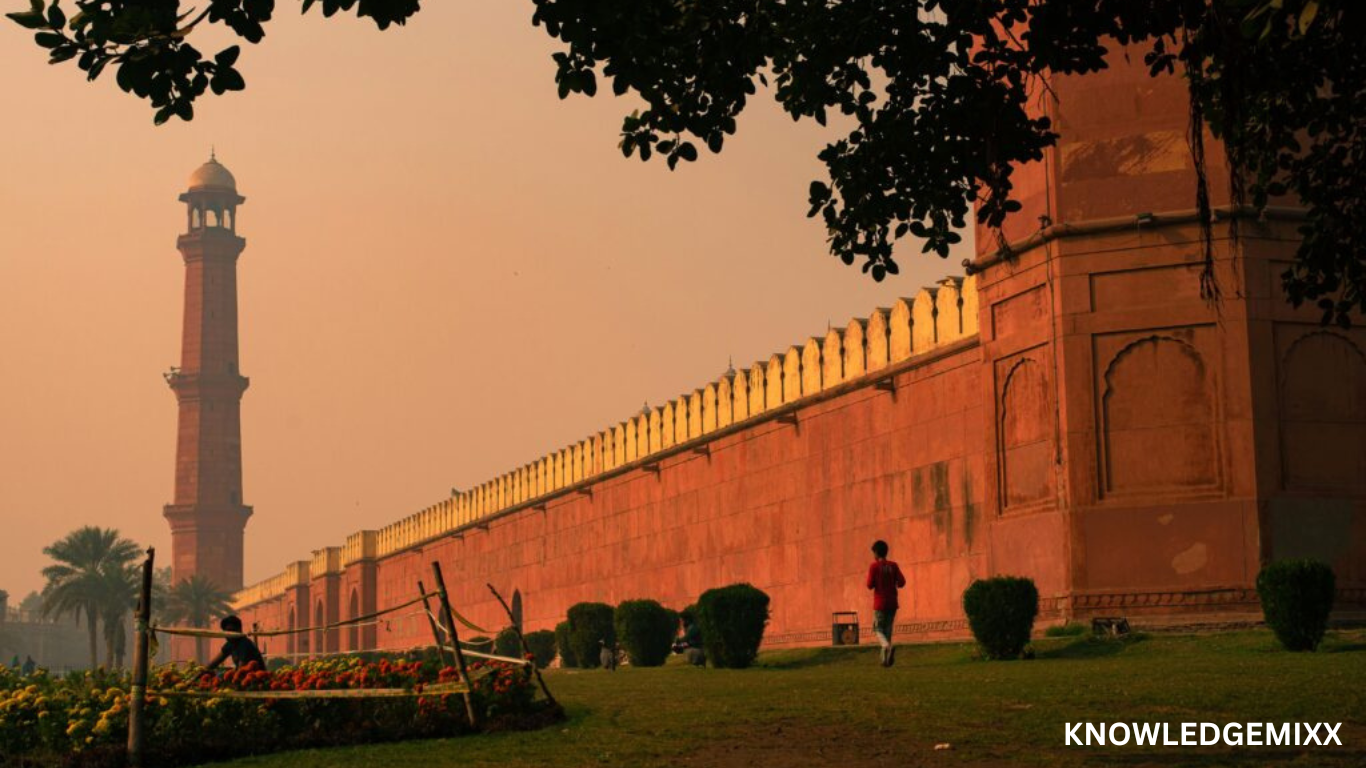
[{"left": 0, "top": 655, "right": 555, "bottom": 768}]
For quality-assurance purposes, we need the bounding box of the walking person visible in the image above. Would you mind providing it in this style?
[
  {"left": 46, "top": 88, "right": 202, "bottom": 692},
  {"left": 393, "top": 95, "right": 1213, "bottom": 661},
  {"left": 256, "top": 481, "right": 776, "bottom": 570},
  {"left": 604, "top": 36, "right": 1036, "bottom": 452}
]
[{"left": 866, "top": 540, "right": 906, "bottom": 667}]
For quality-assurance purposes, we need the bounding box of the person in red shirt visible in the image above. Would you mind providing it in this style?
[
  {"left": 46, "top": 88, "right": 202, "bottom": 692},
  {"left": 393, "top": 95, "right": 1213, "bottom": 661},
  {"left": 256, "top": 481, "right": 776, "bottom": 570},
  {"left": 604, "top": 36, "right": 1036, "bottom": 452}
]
[{"left": 867, "top": 540, "right": 906, "bottom": 667}]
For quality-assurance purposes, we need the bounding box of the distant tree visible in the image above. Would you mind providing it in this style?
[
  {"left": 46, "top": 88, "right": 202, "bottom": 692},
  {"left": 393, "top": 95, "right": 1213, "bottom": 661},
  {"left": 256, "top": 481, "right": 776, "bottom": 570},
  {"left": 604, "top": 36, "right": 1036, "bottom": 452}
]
[
  {"left": 161, "top": 574, "right": 235, "bottom": 664},
  {"left": 97, "top": 560, "right": 140, "bottom": 668},
  {"left": 0, "top": 591, "right": 11, "bottom": 656},
  {"left": 148, "top": 567, "right": 173, "bottom": 662},
  {"left": 17, "top": 591, "right": 43, "bottom": 618},
  {"left": 7, "top": 1, "right": 1363, "bottom": 321},
  {"left": 40, "top": 526, "right": 140, "bottom": 668},
  {"left": 150, "top": 567, "right": 173, "bottom": 615}
]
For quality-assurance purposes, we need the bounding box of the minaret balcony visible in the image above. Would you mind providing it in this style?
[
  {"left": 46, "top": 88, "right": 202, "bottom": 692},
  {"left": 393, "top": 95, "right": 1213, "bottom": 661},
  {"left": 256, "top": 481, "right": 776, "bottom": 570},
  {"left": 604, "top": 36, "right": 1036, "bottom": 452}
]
[
  {"left": 165, "top": 370, "right": 250, "bottom": 398},
  {"left": 176, "top": 227, "right": 247, "bottom": 258}
]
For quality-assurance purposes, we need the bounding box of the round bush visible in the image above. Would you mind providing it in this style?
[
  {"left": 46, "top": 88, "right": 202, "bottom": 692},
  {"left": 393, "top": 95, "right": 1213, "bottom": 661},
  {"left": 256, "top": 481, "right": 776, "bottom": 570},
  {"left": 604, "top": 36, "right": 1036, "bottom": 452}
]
[
  {"left": 566, "top": 602, "right": 616, "bottom": 668},
  {"left": 962, "top": 576, "right": 1038, "bottom": 659},
  {"left": 614, "top": 599, "right": 678, "bottom": 667},
  {"left": 554, "top": 621, "right": 578, "bottom": 668},
  {"left": 524, "top": 629, "right": 557, "bottom": 669},
  {"left": 696, "top": 584, "right": 770, "bottom": 669},
  {"left": 495, "top": 626, "right": 522, "bottom": 659},
  {"left": 1257, "top": 559, "right": 1336, "bottom": 651}
]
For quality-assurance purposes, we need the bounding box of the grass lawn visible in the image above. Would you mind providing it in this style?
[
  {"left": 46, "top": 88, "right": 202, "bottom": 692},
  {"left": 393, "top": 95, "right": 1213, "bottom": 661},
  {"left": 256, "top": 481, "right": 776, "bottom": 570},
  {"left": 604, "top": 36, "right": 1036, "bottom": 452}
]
[{"left": 206, "top": 629, "right": 1365, "bottom": 768}]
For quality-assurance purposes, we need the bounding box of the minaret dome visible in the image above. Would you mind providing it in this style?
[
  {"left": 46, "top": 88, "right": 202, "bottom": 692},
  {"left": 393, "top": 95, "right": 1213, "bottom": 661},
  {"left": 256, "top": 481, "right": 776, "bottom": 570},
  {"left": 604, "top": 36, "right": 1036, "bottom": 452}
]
[
  {"left": 180, "top": 151, "right": 245, "bottom": 233},
  {"left": 187, "top": 155, "right": 238, "bottom": 192}
]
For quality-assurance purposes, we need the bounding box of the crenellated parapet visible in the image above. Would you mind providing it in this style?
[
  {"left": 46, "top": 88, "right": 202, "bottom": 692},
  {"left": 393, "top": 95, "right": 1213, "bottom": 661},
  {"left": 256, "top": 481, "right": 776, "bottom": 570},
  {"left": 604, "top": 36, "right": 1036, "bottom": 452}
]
[
  {"left": 233, "top": 274, "right": 979, "bottom": 609},
  {"left": 342, "top": 530, "right": 377, "bottom": 565},
  {"left": 233, "top": 559, "right": 309, "bottom": 610},
  {"left": 310, "top": 547, "right": 342, "bottom": 578}
]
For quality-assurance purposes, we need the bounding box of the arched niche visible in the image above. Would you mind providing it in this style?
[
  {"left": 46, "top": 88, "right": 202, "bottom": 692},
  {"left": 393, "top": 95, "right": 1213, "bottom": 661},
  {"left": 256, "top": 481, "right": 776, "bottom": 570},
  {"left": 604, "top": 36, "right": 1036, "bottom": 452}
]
[
  {"left": 999, "top": 356, "right": 1054, "bottom": 508},
  {"left": 1100, "top": 335, "right": 1217, "bottom": 495},
  {"left": 1279, "top": 331, "right": 1366, "bottom": 492}
]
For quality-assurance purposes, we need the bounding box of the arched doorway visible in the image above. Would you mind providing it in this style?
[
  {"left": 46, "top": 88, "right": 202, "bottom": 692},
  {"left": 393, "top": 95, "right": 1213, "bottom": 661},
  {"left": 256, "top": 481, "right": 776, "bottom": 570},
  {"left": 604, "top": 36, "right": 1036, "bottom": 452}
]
[
  {"left": 314, "top": 600, "right": 326, "bottom": 656},
  {"left": 348, "top": 589, "right": 360, "bottom": 651},
  {"left": 286, "top": 606, "right": 296, "bottom": 658}
]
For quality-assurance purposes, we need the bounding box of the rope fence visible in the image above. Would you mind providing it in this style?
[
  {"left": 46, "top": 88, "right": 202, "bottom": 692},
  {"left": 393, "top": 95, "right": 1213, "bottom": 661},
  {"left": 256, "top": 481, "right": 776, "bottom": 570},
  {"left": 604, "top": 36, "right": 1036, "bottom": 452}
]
[
  {"left": 442, "top": 646, "right": 531, "bottom": 667},
  {"left": 125, "top": 554, "right": 553, "bottom": 768},
  {"left": 128, "top": 559, "right": 516, "bottom": 766},
  {"left": 153, "top": 681, "right": 473, "bottom": 699},
  {"left": 151, "top": 592, "right": 437, "bottom": 639}
]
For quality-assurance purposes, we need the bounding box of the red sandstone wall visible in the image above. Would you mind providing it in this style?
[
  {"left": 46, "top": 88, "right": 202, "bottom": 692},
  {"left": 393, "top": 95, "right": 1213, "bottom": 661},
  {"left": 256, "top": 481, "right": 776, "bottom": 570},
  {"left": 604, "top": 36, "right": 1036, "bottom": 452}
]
[
  {"left": 233, "top": 42, "right": 1366, "bottom": 655},
  {"left": 373, "top": 343, "right": 1001, "bottom": 648}
]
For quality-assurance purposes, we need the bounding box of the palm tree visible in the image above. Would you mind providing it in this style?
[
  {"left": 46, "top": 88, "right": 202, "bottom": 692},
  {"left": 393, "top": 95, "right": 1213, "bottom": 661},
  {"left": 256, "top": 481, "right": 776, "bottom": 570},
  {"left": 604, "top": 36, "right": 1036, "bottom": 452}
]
[
  {"left": 161, "top": 575, "right": 235, "bottom": 664},
  {"left": 98, "top": 560, "right": 140, "bottom": 668},
  {"left": 41, "top": 527, "right": 140, "bottom": 668},
  {"left": 147, "top": 567, "right": 174, "bottom": 662}
]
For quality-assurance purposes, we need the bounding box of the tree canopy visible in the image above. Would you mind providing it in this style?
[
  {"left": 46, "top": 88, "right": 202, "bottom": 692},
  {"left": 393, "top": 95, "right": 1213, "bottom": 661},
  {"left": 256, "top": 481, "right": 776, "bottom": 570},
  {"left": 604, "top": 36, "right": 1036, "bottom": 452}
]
[
  {"left": 8, "top": 1, "right": 1363, "bottom": 322},
  {"left": 40, "top": 526, "right": 141, "bottom": 668},
  {"left": 161, "top": 573, "right": 235, "bottom": 663}
]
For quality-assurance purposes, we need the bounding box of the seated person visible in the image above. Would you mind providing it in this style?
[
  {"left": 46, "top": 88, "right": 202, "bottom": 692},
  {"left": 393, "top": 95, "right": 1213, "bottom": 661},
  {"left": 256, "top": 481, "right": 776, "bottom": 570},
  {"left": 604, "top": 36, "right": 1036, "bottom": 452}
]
[
  {"left": 599, "top": 639, "right": 618, "bottom": 671},
  {"left": 205, "top": 615, "right": 266, "bottom": 672},
  {"left": 672, "top": 611, "right": 705, "bottom": 667}
]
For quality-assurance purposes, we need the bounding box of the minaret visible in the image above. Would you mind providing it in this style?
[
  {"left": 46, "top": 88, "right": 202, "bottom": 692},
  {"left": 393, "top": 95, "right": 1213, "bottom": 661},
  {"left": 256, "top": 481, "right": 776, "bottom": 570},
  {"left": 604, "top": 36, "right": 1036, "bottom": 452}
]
[{"left": 163, "top": 153, "right": 252, "bottom": 592}]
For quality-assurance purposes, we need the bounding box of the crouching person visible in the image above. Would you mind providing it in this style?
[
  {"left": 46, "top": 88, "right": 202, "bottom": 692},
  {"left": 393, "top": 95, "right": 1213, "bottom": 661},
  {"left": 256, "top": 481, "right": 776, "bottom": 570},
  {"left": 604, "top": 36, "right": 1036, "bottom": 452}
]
[
  {"left": 599, "top": 639, "right": 619, "bottom": 671},
  {"left": 672, "top": 610, "right": 706, "bottom": 667},
  {"left": 206, "top": 615, "right": 266, "bottom": 672}
]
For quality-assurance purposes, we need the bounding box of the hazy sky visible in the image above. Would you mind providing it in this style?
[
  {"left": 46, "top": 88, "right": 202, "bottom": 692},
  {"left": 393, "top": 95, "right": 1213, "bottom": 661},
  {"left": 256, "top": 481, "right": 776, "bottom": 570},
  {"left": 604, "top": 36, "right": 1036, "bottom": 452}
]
[{"left": 0, "top": 3, "right": 972, "bottom": 598}]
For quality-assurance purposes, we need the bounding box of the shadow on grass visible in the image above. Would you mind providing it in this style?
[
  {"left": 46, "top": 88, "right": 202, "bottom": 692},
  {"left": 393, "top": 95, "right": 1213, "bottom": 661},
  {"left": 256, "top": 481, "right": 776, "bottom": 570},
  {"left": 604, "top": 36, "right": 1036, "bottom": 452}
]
[
  {"left": 757, "top": 646, "right": 872, "bottom": 670},
  {"left": 1034, "top": 634, "right": 1148, "bottom": 661},
  {"left": 1090, "top": 749, "right": 1366, "bottom": 767}
]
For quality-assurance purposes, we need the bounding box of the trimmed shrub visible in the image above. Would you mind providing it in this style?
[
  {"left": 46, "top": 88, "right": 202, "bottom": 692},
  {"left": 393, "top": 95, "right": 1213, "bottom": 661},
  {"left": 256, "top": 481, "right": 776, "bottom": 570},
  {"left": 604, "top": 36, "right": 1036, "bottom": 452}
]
[
  {"left": 495, "top": 626, "right": 522, "bottom": 659},
  {"left": 554, "top": 621, "right": 578, "bottom": 668},
  {"left": 696, "top": 584, "right": 770, "bottom": 669},
  {"left": 614, "top": 599, "right": 678, "bottom": 667},
  {"left": 524, "top": 629, "right": 557, "bottom": 669},
  {"left": 566, "top": 602, "right": 616, "bottom": 668},
  {"left": 962, "top": 576, "right": 1038, "bottom": 659},
  {"left": 1257, "top": 559, "right": 1336, "bottom": 651}
]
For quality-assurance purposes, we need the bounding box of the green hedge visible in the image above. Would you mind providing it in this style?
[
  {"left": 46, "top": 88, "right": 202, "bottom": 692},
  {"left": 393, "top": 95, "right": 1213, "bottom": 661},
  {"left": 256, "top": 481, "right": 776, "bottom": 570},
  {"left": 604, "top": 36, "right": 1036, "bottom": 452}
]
[
  {"left": 1257, "top": 559, "right": 1336, "bottom": 651},
  {"left": 495, "top": 626, "right": 522, "bottom": 659},
  {"left": 696, "top": 584, "right": 769, "bottom": 669},
  {"left": 614, "top": 600, "right": 678, "bottom": 667},
  {"left": 566, "top": 602, "right": 616, "bottom": 668},
  {"left": 524, "top": 629, "right": 557, "bottom": 669},
  {"left": 962, "top": 576, "right": 1038, "bottom": 660},
  {"left": 554, "top": 621, "right": 578, "bottom": 668}
]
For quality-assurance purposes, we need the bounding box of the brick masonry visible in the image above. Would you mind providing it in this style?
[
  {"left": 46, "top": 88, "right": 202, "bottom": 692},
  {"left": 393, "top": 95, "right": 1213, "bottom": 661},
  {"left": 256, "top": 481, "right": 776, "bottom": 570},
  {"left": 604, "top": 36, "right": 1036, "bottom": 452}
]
[{"left": 223, "top": 47, "right": 1365, "bottom": 656}]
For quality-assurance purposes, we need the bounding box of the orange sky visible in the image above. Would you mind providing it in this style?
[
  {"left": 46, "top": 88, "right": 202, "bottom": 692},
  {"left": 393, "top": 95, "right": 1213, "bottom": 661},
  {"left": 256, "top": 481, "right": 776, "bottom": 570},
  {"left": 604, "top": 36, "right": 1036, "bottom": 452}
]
[{"left": 0, "top": 3, "right": 972, "bottom": 599}]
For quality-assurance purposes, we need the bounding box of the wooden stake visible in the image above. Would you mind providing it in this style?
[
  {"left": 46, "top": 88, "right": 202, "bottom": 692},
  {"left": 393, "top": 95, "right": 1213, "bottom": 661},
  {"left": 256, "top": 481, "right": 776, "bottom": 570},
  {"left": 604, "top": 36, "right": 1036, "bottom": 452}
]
[
  {"left": 487, "top": 583, "right": 557, "bottom": 708},
  {"left": 417, "top": 579, "right": 451, "bottom": 667},
  {"left": 127, "top": 547, "right": 155, "bottom": 768},
  {"left": 431, "top": 561, "right": 478, "bottom": 729}
]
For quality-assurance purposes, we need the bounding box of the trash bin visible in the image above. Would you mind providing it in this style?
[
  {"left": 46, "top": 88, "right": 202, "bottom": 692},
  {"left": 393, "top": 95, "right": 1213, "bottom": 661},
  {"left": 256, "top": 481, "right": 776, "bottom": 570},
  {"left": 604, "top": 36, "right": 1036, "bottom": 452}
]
[{"left": 832, "top": 612, "right": 859, "bottom": 646}]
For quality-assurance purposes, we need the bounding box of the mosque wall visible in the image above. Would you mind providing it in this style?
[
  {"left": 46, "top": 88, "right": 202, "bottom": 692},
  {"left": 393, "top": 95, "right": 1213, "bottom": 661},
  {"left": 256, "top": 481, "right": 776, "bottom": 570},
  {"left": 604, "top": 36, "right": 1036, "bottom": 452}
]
[{"left": 228, "top": 45, "right": 1366, "bottom": 657}]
